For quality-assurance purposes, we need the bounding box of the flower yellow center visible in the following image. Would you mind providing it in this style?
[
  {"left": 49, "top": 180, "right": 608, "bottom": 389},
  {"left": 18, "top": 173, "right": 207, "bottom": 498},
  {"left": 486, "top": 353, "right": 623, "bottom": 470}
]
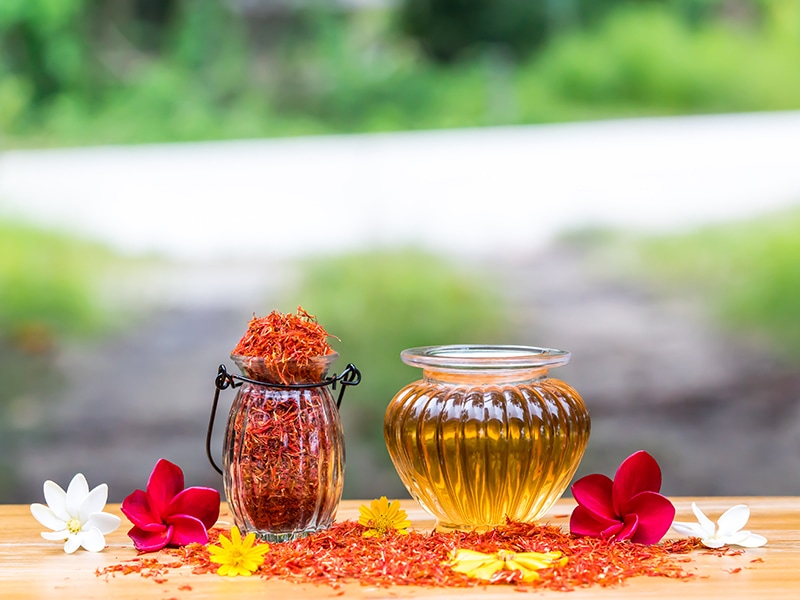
[
  {"left": 496, "top": 550, "right": 516, "bottom": 563},
  {"left": 67, "top": 518, "right": 82, "bottom": 534},
  {"left": 228, "top": 547, "right": 246, "bottom": 566},
  {"left": 368, "top": 515, "right": 394, "bottom": 535}
]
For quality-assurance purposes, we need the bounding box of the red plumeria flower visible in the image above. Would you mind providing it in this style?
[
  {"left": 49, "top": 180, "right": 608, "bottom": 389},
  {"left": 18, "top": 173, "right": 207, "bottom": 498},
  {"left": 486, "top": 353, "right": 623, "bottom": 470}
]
[
  {"left": 121, "top": 458, "right": 220, "bottom": 552},
  {"left": 569, "top": 450, "right": 675, "bottom": 545}
]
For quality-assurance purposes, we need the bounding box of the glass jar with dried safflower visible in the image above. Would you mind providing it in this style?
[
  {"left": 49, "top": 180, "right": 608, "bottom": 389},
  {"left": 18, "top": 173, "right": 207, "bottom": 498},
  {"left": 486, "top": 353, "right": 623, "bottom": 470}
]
[{"left": 207, "top": 309, "right": 360, "bottom": 542}]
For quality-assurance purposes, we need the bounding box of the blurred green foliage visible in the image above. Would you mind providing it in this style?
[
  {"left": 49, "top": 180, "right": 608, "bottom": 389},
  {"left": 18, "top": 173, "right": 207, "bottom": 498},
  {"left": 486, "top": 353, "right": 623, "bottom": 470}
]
[
  {"left": 287, "top": 249, "right": 512, "bottom": 419},
  {"left": 3, "top": 0, "right": 798, "bottom": 503},
  {"left": 280, "top": 249, "right": 513, "bottom": 496},
  {"left": 607, "top": 207, "right": 800, "bottom": 359},
  {"left": 0, "top": 217, "right": 119, "bottom": 494},
  {"left": 526, "top": 4, "right": 800, "bottom": 115},
  {"left": 1, "top": 0, "right": 799, "bottom": 147},
  {"left": 648, "top": 209, "right": 800, "bottom": 358},
  {"left": 0, "top": 219, "right": 116, "bottom": 341},
  {"left": 395, "top": 0, "right": 728, "bottom": 64},
  {"left": 397, "top": 0, "right": 554, "bottom": 63}
]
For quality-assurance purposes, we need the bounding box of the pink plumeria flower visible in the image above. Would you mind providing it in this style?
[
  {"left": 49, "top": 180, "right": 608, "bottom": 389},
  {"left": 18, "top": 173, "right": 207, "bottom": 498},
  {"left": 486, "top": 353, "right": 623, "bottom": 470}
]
[
  {"left": 672, "top": 502, "right": 767, "bottom": 548},
  {"left": 121, "top": 458, "right": 220, "bottom": 552},
  {"left": 30, "top": 473, "right": 121, "bottom": 553},
  {"left": 570, "top": 450, "right": 676, "bottom": 545}
]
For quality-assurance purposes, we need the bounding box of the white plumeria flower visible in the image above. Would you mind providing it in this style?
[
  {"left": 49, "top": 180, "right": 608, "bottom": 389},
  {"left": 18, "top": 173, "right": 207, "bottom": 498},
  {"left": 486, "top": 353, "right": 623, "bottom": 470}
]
[
  {"left": 672, "top": 502, "right": 767, "bottom": 549},
  {"left": 30, "top": 473, "right": 121, "bottom": 553}
]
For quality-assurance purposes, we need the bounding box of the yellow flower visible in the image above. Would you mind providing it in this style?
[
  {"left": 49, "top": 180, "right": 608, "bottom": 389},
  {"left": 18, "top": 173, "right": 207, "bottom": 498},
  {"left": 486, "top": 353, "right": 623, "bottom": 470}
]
[
  {"left": 207, "top": 526, "right": 270, "bottom": 577},
  {"left": 447, "top": 548, "right": 567, "bottom": 583},
  {"left": 358, "top": 496, "right": 411, "bottom": 537}
]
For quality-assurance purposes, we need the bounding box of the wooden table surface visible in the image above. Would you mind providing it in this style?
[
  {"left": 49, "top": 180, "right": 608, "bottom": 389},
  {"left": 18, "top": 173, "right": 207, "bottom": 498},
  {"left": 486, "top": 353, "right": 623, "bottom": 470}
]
[{"left": 1, "top": 497, "right": 798, "bottom": 599}]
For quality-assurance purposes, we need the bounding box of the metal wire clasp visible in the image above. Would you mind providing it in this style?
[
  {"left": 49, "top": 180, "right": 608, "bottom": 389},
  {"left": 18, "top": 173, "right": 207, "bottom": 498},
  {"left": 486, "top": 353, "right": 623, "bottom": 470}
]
[{"left": 205, "top": 362, "right": 361, "bottom": 476}]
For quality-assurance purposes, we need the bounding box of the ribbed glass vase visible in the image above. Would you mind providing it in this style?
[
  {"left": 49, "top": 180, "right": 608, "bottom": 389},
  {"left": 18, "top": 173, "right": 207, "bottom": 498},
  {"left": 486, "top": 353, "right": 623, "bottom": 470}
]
[
  {"left": 223, "top": 353, "right": 345, "bottom": 542},
  {"left": 384, "top": 345, "right": 590, "bottom": 531}
]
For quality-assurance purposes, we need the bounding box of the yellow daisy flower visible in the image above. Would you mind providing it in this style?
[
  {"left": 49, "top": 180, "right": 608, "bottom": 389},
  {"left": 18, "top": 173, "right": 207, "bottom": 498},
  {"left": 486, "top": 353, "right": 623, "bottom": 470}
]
[
  {"left": 358, "top": 496, "right": 411, "bottom": 537},
  {"left": 447, "top": 548, "right": 567, "bottom": 583},
  {"left": 207, "top": 526, "right": 270, "bottom": 577}
]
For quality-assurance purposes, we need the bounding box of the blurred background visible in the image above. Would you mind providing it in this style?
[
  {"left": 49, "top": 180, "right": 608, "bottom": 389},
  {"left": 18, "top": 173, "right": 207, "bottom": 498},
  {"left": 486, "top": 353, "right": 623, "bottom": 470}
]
[{"left": 1, "top": 0, "right": 799, "bottom": 505}]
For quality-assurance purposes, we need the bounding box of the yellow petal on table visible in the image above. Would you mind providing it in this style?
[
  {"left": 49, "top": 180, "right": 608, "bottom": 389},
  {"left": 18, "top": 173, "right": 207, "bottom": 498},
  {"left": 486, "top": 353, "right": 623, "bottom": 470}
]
[
  {"left": 513, "top": 551, "right": 567, "bottom": 570},
  {"left": 447, "top": 548, "right": 567, "bottom": 582}
]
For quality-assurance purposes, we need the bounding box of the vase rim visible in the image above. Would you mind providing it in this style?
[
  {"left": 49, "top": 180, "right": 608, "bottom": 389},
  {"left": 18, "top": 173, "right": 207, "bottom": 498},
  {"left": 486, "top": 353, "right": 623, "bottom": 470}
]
[
  {"left": 400, "top": 345, "right": 570, "bottom": 371},
  {"left": 230, "top": 352, "right": 339, "bottom": 384}
]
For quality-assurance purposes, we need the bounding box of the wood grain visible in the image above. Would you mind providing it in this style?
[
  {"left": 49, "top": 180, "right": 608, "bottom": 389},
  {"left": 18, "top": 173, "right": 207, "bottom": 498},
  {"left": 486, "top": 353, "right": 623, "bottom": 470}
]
[{"left": 1, "top": 497, "right": 797, "bottom": 599}]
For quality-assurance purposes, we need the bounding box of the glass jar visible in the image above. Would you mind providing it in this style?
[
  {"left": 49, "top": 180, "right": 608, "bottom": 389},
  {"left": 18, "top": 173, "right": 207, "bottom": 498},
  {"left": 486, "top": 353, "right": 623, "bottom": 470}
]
[
  {"left": 384, "top": 345, "right": 590, "bottom": 531},
  {"left": 221, "top": 353, "right": 345, "bottom": 542}
]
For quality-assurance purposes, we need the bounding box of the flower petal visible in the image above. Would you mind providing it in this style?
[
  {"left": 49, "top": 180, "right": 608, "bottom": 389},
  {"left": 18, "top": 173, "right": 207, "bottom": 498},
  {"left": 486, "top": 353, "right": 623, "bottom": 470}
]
[
  {"left": 238, "top": 558, "right": 261, "bottom": 573},
  {"left": 358, "top": 505, "right": 375, "bottom": 526},
  {"left": 65, "top": 473, "right": 89, "bottom": 518},
  {"left": 625, "top": 491, "right": 676, "bottom": 545},
  {"left": 449, "top": 550, "right": 500, "bottom": 578},
  {"left": 64, "top": 535, "right": 81, "bottom": 554},
  {"left": 571, "top": 474, "right": 616, "bottom": 521},
  {"left": 217, "top": 532, "right": 233, "bottom": 550},
  {"left": 79, "top": 484, "right": 109, "bottom": 523},
  {"left": 166, "top": 513, "right": 209, "bottom": 546},
  {"left": 691, "top": 502, "right": 717, "bottom": 536},
  {"left": 166, "top": 486, "right": 220, "bottom": 529},
  {"left": 121, "top": 489, "right": 162, "bottom": 530},
  {"left": 512, "top": 551, "right": 564, "bottom": 571},
  {"left": 614, "top": 513, "right": 640, "bottom": 541},
  {"left": 735, "top": 532, "right": 767, "bottom": 548},
  {"left": 249, "top": 542, "right": 270, "bottom": 558},
  {"left": 30, "top": 503, "right": 66, "bottom": 531},
  {"left": 231, "top": 526, "right": 243, "bottom": 546},
  {"left": 612, "top": 451, "right": 662, "bottom": 514},
  {"left": 450, "top": 549, "right": 494, "bottom": 564},
  {"left": 467, "top": 560, "right": 505, "bottom": 581},
  {"left": 722, "top": 530, "right": 752, "bottom": 546},
  {"left": 146, "top": 459, "right": 185, "bottom": 521},
  {"left": 672, "top": 520, "right": 707, "bottom": 538},
  {"left": 239, "top": 530, "right": 255, "bottom": 551},
  {"left": 716, "top": 504, "right": 750, "bottom": 539},
  {"left": 569, "top": 504, "right": 620, "bottom": 538},
  {"left": 43, "top": 480, "right": 69, "bottom": 521},
  {"left": 600, "top": 521, "right": 624, "bottom": 538},
  {"left": 41, "top": 529, "right": 69, "bottom": 541},
  {"left": 86, "top": 512, "right": 121, "bottom": 535},
  {"left": 79, "top": 528, "right": 106, "bottom": 552},
  {"left": 128, "top": 525, "right": 172, "bottom": 552},
  {"left": 701, "top": 536, "right": 727, "bottom": 549}
]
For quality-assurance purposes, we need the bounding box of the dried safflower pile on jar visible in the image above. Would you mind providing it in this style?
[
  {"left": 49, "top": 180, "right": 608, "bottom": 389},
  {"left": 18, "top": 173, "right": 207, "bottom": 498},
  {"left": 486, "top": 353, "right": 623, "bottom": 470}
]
[{"left": 230, "top": 307, "right": 337, "bottom": 384}]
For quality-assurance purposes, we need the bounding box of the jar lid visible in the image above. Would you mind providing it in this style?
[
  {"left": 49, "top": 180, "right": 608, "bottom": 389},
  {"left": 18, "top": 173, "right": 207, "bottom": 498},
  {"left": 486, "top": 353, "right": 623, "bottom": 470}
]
[{"left": 400, "top": 345, "right": 571, "bottom": 371}]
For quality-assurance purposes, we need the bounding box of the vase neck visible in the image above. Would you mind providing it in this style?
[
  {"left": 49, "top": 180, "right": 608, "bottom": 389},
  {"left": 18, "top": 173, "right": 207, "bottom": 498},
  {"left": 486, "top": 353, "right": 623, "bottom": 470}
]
[{"left": 422, "top": 367, "right": 549, "bottom": 385}]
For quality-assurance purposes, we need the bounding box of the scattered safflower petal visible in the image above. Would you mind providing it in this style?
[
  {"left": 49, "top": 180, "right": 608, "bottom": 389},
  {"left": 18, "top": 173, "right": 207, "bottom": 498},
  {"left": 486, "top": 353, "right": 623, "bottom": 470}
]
[{"left": 672, "top": 502, "right": 767, "bottom": 548}]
